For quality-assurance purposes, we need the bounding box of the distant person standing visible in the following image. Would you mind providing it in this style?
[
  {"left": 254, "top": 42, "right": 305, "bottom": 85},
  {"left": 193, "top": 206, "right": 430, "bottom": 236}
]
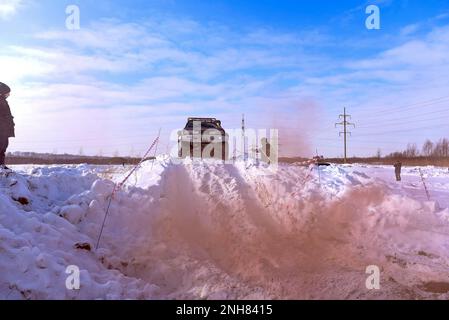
[
  {"left": 394, "top": 161, "right": 402, "bottom": 181},
  {"left": 260, "top": 137, "right": 271, "bottom": 164},
  {"left": 0, "top": 82, "right": 14, "bottom": 170}
]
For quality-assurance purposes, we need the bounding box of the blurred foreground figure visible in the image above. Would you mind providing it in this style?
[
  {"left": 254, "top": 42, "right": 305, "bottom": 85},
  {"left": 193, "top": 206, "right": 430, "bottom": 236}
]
[
  {"left": 394, "top": 161, "right": 402, "bottom": 181},
  {"left": 0, "top": 82, "right": 14, "bottom": 170}
]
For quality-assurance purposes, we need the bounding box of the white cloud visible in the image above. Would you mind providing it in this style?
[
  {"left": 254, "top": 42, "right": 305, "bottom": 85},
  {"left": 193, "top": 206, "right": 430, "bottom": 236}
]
[
  {"left": 31, "top": 20, "right": 314, "bottom": 82},
  {"left": 400, "top": 24, "right": 420, "bottom": 36},
  {"left": 36, "top": 21, "right": 169, "bottom": 52},
  {"left": 0, "top": 0, "right": 23, "bottom": 20}
]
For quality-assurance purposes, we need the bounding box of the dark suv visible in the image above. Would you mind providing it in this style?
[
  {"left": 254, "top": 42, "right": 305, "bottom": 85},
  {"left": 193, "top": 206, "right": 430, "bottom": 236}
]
[{"left": 178, "top": 117, "right": 228, "bottom": 160}]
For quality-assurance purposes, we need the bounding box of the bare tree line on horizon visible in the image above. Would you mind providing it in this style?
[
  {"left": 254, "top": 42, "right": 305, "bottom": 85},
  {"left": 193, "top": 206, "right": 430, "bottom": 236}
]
[{"left": 386, "top": 138, "right": 449, "bottom": 159}]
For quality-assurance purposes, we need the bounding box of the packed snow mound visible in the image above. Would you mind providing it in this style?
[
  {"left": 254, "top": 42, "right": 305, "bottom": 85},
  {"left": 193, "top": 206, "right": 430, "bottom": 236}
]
[{"left": 1, "top": 158, "right": 449, "bottom": 299}]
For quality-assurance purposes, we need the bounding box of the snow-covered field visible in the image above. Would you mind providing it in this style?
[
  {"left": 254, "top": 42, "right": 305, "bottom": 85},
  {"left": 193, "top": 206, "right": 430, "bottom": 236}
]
[{"left": 1, "top": 157, "right": 449, "bottom": 300}]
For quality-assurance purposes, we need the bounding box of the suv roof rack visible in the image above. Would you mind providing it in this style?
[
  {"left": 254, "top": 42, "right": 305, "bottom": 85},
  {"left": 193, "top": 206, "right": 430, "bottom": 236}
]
[{"left": 187, "top": 117, "right": 218, "bottom": 122}]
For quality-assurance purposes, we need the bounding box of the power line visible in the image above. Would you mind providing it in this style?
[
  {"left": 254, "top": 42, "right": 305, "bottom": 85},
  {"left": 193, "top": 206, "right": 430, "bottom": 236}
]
[
  {"left": 357, "top": 95, "right": 449, "bottom": 116},
  {"left": 321, "top": 145, "right": 398, "bottom": 151},
  {"left": 335, "top": 107, "right": 355, "bottom": 163},
  {"left": 357, "top": 111, "right": 449, "bottom": 129},
  {"left": 358, "top": 104, "right": 449, "bottom": 123},
  {"left": 355, "top": 123, "right": 449, "bottom": 137},
  {"left": 263, "top": 100, "right": 449, "bottom": 136},
  {"left": 315, "top": 137, "right": 421, "bottom": 145},
  {"left": 242, "top": 113, "right": 247, "bottom": 160}
]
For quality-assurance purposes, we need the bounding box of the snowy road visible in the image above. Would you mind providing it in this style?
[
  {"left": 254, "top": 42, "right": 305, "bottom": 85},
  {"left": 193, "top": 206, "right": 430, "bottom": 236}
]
[{"left": 1, "top": 158, "right": 449, "bottom": 299}]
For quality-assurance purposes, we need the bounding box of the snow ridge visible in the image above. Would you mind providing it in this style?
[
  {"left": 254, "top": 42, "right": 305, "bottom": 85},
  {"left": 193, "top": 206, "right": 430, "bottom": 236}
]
[{"left": 1, "top": 159, "right": 449, "bottom": 299}]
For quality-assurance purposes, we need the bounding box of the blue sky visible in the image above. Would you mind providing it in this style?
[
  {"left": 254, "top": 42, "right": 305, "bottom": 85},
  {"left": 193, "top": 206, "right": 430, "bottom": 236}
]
[{"left": 1, "top": 0, "right": 449, "bottom": 157}]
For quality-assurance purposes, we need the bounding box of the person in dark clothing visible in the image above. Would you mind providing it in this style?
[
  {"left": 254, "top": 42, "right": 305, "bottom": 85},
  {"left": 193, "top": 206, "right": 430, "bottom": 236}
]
[
  {"left": 260, "top": 137, "right": 271, "bottom": 164},
  {"left": 394, "top": 161, "right": 402, "bottom": 181},
  {"left": 0, "top": 82, "right": 14, "bottom": 170}
]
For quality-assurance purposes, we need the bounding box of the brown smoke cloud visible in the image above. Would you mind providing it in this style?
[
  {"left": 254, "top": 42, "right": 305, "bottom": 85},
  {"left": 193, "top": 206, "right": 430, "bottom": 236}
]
[
  {"left": 128, "top": 164, "right": 390, "bottom": 299},
  {"left": 267, "top": 98, "right": 322, "bottom": 158}
]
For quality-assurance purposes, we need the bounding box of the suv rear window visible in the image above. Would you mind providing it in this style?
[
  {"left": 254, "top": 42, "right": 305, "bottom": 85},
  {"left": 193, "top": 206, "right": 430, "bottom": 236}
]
[{"left": 185, "top": 121, "right": 221, "bottom": 130}]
